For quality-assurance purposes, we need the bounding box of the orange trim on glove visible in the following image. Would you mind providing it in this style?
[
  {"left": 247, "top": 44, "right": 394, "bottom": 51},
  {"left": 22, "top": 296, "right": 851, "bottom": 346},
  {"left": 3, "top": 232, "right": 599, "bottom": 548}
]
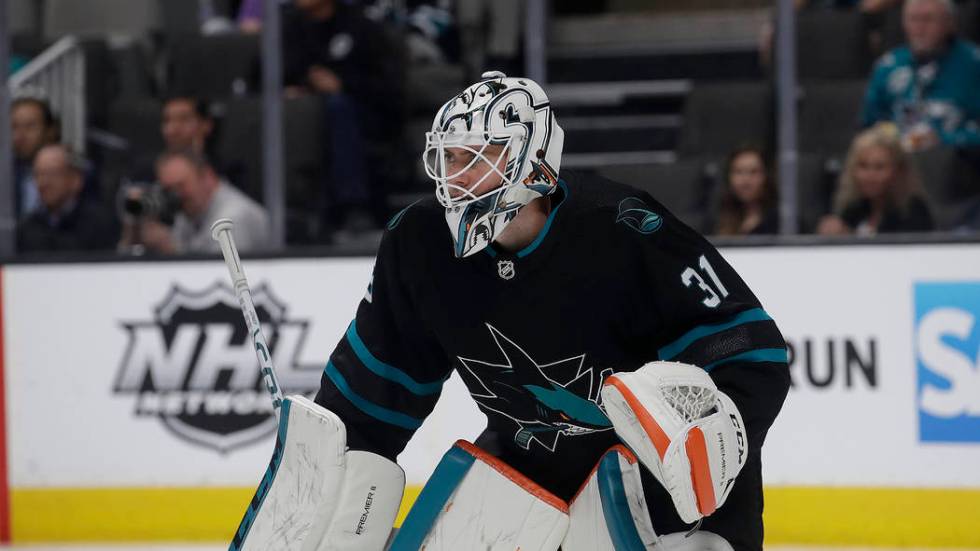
[
  {"left": 604, "top": 376, "right": 671, "bottom": 460},
  {"left": 685, "top": 427, "right": 717, "bottom": 516}
]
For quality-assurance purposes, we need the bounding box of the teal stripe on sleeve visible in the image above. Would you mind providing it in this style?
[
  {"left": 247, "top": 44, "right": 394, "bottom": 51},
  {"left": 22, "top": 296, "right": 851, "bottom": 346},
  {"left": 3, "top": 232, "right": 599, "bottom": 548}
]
[
  {"left": 658, "top": 308, "right": 773, "bottom": 360},
  {"left": 346, "top": 321, "right": 445, "bottom": 396},
  {"left": 323, "top": 361, "right": 424, "bottom": 430},
  {"left": 702, "top": 347, "right": 789, "bottom": 372}
]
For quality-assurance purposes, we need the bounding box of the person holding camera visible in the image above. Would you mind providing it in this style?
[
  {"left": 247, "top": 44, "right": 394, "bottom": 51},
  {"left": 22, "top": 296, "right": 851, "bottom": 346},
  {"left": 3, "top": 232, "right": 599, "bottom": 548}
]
[
  {"left": 17, "top": 144, "right": 118, "bottom": 254},
  {"left": 119, "top": 149, "right": 270, "bottom": 255}
]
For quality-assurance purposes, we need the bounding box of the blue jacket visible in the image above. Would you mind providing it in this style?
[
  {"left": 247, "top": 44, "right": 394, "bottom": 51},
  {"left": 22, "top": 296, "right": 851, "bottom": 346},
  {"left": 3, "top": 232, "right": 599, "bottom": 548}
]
[{"left": 862, "top": 38, "right": 980, "bottom": 147}]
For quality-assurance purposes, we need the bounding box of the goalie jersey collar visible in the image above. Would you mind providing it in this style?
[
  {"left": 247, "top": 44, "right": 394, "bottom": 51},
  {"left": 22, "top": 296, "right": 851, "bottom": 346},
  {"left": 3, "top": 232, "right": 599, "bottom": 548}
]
[{"left": 478, "top": 180, "right": 570, "bottom": 282}]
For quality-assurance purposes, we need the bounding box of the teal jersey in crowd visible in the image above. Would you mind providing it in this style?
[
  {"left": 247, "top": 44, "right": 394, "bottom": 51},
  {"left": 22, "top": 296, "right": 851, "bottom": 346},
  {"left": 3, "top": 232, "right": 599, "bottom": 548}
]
[{"left": 862, "top": 38, "right": 980, "bottom": 148}]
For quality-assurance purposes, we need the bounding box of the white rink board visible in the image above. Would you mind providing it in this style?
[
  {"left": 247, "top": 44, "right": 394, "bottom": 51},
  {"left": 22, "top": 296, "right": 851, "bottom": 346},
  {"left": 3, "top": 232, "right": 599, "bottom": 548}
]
[
  {"left": 723, "top": 244, "right": 980, "bottom": 486},
  {"left": 4, "top": 243, "right": 980, "bottom": 489}
]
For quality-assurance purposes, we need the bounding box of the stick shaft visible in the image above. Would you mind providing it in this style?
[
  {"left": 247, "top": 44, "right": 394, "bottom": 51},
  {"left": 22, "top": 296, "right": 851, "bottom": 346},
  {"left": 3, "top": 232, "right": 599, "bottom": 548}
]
[{"left": 211, "top": 219, "right": 284, "bottom": 418}]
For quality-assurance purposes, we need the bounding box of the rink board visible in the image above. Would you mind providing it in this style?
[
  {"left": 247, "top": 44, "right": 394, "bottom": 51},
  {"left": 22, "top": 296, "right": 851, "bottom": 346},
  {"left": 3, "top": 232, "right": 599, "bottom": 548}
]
[{"left": 2, "top": 243, "right": 980, "bottom": 546}]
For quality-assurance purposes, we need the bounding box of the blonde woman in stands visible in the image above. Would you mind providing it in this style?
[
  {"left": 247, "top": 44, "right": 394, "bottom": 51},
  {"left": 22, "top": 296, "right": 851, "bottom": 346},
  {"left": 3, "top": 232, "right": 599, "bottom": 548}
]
[
  {"left": 712, "top": 146, "right": 780, "bottom": 236},
  {"left": 817, "top": 124, "right": 934, "bottom": 235}
]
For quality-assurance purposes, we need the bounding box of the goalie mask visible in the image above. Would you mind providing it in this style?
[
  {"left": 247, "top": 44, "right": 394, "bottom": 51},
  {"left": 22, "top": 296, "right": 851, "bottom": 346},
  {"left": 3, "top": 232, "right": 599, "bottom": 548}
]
[{"left": 423, "top": 71, "right": 565, "bottom": 258}]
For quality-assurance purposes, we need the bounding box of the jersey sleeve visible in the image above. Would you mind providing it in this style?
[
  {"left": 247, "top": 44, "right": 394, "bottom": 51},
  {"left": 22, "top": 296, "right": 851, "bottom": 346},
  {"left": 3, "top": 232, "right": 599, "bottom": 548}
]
[
  {"left": 626, "top": 196, "right": 791, "bottom": 452},
  {"left": 315, "top": 227, "right": 451, "bottom": 460}
]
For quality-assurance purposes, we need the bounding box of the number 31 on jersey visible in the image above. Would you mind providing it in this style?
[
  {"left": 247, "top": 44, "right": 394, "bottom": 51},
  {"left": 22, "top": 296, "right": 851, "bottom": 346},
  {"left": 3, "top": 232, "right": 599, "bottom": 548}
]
[{"left": 682, "top": 255, "right": 729, "bottom": 308}]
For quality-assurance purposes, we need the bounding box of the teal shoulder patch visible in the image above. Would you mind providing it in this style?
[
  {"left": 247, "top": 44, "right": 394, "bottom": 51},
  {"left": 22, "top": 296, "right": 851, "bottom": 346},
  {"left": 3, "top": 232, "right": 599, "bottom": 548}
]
[
  {"left": 616, "top": 197, "right": 662, "bottom": 234},
  {"left": 387, "top": 199, "right": 423, "bottom": 231}
]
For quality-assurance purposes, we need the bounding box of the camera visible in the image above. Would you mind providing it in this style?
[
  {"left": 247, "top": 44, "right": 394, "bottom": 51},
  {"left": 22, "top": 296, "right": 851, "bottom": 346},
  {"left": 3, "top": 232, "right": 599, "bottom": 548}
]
[{"left": 117, "top": 181, "right": 181, "bottom": 225}]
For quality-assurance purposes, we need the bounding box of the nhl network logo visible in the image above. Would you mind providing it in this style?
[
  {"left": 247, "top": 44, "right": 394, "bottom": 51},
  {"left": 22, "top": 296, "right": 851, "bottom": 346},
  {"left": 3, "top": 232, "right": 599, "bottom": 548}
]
[{"left": 114, "top": 282, "right": 320, "bottom": 453}]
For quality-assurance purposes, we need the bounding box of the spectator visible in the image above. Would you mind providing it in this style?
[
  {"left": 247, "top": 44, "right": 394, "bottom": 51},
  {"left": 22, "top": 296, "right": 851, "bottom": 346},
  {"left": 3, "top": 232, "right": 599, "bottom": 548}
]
[
  {"left": 17, "top": 144, "right": 118, "bottom": 253},
  {"left": 796, "top": 0, "right": 900, "bottom": 13},
  {"left": 11, "top": 94, "right": 59, "bottom": 219},
  {"left": 162, "top": 95, "right": 215, "bottom": 154},
  {"left": 129, "top": 95, "right": 216, "bottom": 183},
  {"left": 120, "top": 149, "right": 270, "bottom": 254},
  {"left": 710, "top": 147, "right": 780, "bottom": 236},
  {"left": 861, "top": 0, "right": 980, "bottom": 151},
  {"left": 237, "top": 0, "right": 266, "bottom": 33},
  {"left": 281, "top": 0, "right": 405, "bottom": 238},
  {"left": 818, "top": 125, "right": 934, "bottom": 235}
]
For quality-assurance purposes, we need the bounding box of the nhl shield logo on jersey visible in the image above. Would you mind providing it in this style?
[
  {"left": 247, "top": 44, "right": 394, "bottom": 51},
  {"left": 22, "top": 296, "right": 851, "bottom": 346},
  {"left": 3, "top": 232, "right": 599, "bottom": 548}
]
[
  {"left": 114, "top": 282, "right": 320, "bottom": 453},
  {"left": 497, "top": 260, "right": 516, "bottom": 280},
  {"left": 457, "top": 324, "right": 613, "bottom": 452}
]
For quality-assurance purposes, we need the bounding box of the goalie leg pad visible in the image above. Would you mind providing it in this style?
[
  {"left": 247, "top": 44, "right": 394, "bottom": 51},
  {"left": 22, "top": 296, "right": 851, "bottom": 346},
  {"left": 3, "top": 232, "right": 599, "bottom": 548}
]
[
  {"left": 563, "top": 445, "right": 657, "bottom": 551},
  {"left": 231, "top": 395, "right": 404, "bottom": 551},
  {"left": 389, "top": 440, "right": 569, "bottom": 551},
  {"left": 303, "top": 450, "right": 405, "bottom": 551}
]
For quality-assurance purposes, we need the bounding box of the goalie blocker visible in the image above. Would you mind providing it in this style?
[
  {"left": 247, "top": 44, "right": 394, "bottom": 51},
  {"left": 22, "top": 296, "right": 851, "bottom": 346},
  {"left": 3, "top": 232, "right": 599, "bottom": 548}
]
[{"left": 230, "top": 395, "right": 404, "bottom": 551}]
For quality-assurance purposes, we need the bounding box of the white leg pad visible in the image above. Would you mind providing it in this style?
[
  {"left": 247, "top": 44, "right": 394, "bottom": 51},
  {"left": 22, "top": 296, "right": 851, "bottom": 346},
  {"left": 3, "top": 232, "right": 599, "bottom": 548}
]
[
  {"left": 231, "top": 395, "right": 404, "bottom": 551},
  {"left": 564, "top": 445, "right": 736, "bottom": 551},
  {"left": 564, "top": 445, "right": 658, "bottom": 551},
  {"left": 305, "top": 450, "right": 405, "bottom": 551},
  {"left": 389, "top": 440, "right": 569, "bottom": 551}
]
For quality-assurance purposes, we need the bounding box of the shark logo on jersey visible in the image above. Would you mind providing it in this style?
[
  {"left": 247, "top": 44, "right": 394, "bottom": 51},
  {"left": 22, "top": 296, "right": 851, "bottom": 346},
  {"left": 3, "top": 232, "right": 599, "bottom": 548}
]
[
  {"left": 457, "top": 325, "right": 613, "bottom": 452},
  {"left": 616, "top": 197, "right": 662, "bottom": 234}
]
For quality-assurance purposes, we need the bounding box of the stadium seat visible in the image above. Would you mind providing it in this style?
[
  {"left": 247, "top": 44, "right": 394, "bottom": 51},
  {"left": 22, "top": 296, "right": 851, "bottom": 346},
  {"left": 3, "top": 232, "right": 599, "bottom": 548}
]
[
  {"left": 217, "top": 96, "right": 326, "bottom": 242},
  {"left": 158, "top": 0, "right": 234, "bottom": 37},
  {"left": 676, "top": 81, "right": 772, "bottom": 159},
  {"left": 796, "top": 153, "right": 838, "bottom": 233},
  {"left": 598, "top": 159, "right": 710, "bottom": 230},
  {"left": 406, "top": 63, "right": 466, "bottom": 115},
  {"left": 168, "top": 34, "right": 260, "bottom": 99},
  {"left": 910, "top": 147, "right": 980, "bottom": 230},
  {"left": 798, "top": 80, "right": 867, "bottom": 156},
  {"left": 8, "top": 0, "right": 40, "bottom": 36},
  {"left": 106, "top": 97, "right": 164, "bottom": 157},
  {"left": 959, "top": 0, "right": 980, "bottom": 43},
  {"left": 796, "top": 9, "right": 871, "bottom": 81},
  {"left": 43, "top": 0, "right": 160, "bottom": 40}
]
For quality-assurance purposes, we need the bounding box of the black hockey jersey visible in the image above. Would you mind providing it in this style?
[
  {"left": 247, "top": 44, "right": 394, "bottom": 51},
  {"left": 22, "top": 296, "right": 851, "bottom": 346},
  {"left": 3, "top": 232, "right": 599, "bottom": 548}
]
[{"left": 315, "top": 171, "right": 790, "bottom": 505}]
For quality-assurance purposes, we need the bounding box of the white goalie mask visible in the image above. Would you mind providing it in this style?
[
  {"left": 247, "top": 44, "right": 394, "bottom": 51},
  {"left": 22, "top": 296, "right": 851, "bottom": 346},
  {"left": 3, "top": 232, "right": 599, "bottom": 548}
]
[{"left": 423, "top": 71, "right": 565, "bottom": 258}]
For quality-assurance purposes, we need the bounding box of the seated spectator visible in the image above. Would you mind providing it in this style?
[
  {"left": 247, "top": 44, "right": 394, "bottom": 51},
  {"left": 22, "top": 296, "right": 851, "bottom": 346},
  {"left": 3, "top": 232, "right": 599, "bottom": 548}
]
[
  {"left": 710, "top": 147, "right": 780, "bottom": 236},
  {"left": 11, "top": 94, "right": 59, "bottom": 219},
  {"left": 238, "top": 0, "right": 265, "bottom": 33},
  {"left": 120, "top": 149, "right": 270, "bottom": 254},
  {"left": 861, "top": 0, "right": 980, "bottom": 151},
  {"left": 237, "top": 0, "right": 291, "bottom": 33},
  {"left": 796, "top": 0, "right": 900, "bottom": 14},
  {"left": 818, "top": 125, "right": 934, "bottom": 235},
  {"left": 129, "top": 95, "right": 216, "bottom": 183},
  {"left": 17, "top": 144, "right": 118, "bottom": 253},
  {"left": 282, "top": 0, "right": 405, "bottom": 238}
]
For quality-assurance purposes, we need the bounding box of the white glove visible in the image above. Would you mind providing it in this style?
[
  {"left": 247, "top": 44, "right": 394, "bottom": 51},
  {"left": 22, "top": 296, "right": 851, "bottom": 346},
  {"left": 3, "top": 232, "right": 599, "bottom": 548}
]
[{"left": 600, "top": 361, "right": 747, "bottom": 524}]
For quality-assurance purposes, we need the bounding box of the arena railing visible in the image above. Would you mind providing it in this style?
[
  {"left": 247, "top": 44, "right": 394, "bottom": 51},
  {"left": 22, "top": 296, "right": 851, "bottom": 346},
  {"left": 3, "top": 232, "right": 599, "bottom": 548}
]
[{"left": 8, "top": 35, "right": 86, "bottom": 156}]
